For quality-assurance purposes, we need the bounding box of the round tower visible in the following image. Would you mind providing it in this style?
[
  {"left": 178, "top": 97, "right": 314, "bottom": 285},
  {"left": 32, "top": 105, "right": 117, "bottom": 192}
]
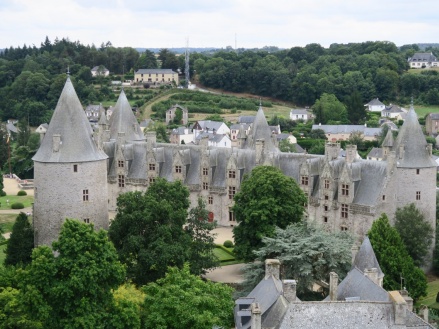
[{"left": 32, "top": 77, "right": 109, "bottom": 246}]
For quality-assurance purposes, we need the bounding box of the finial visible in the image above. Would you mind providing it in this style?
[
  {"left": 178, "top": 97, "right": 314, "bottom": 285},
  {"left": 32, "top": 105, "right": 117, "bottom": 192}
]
[
  {"left": 67, "top": 66, "right": 70, "bottom": 76},
  {"left": 410, "top": 96, "right": 414, "bottom": 109}
]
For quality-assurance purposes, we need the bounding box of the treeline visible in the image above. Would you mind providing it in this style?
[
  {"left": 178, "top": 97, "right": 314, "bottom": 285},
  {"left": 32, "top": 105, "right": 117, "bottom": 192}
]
[{"left": 192, "top": 42, "right": 439, "bottom": 106}]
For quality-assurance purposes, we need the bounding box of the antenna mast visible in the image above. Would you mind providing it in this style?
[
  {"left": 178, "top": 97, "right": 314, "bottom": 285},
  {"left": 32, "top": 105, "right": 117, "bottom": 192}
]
[{"left": 185, "top": 38, "right": 190, "bottom": 88}]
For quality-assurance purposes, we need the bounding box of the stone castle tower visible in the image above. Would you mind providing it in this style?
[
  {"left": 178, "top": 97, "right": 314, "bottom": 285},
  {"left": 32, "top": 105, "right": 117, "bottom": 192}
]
[{"left": 32, "top": 77, "right": 109, "bottom": 246}]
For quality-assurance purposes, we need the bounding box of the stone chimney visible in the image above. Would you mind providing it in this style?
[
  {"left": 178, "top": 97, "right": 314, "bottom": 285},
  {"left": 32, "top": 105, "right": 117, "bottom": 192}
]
[
  {"left": 420, "top": 305, "right": 429, "bottom": 323},
  {"left": 399, "top": 289, "right": 413, "bottom": 312},
  {"left": 283, "top": 280, "right": 297, "bottom": 303},
  {"left": 364, "top": 268, "right": 379, "bottom": 285},
  {"left": 265, "top": 259, "right": 280, "bottom": 280},
  {"left": 329, "top": 272, "right": 338, "bottom": 301},
  {"left": 351, "top": 244, "right": 359, "bottom": 265},
  {"left": 386, "top": 151, "right": 396, "bottom": 175},
  {"left": 325, "top": 142, "right": 340, "bottom": 161},
  {"left": 427, "top": 143, "right": 432, "bottom": 157},
  {"left": 52, "top": 134, "right": 61, "bottom": 152},
  {"left": 345, "top": 144, "right": 357, "bottom": 164},
  {"left": 145, "top": 131, "right": 157, "bottom": 150},
  {"left": 199, "top": 135, "right": 209, "bottom": 151},
  {"left": 390, "top": 291, "right": 407, "bottom": 325},
  {"left": 250, "top": 303, "right": 262, "bottom": 329},
  {"left": 117, "top": 132, "right": 126, "bottom": 145}
]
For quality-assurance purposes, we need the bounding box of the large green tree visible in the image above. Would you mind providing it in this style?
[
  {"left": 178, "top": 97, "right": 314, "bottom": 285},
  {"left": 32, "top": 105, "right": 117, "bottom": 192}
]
[
  {"left": 241, "top": 222, "right": 353, "bottom": 299},
  {"left": 142, "top": 264, "right": 234, "bottom": 329},
  {"left": 17, "top": 220, "right": 126, "bottom": 328},
  {"left": 4, "top": 212, "right": 34, "bottom": 266},
  {"left": 108, "top": 178, "right": 191, "bottom": 285},
  {"left": 368, "top": 214, "right": 427, "bottom": 301},
  {"left": 232, "top": 166, "right": 307, "bottom": 261},
  {"left": 185, "top": 198, "right": 219, "bottom": 275},
  {"left": 345, "top": 90, "right": 366, "bottom": 124},
  {"left": 394, "top": 203, "right": 433, "bottom": 267},
  {"left": 312, "top": 93, "right": 348, "bottom": 124}
]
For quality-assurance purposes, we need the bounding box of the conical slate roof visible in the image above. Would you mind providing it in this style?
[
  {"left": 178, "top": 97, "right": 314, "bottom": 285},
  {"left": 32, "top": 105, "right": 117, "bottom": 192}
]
[
  {"left": 381, "top": 129, "right": 394, "bottom": 147},
  {"left": 393, "top": 106, "right": 436, "bottom": 168},
  {"left": 108, "top": 90, "right": 144, "bottom": 141},
  {"left": 248, "top": 104, "right": 276, "bottom": 151},
  {"left": 33, "top": 77, "right": 107, "bottom": 163},
  {"left": 352, "top": 236, "right": 384, "bottom": 279},
  {"left": 98, "top": 104, "right": 108, "bottom": 125}
]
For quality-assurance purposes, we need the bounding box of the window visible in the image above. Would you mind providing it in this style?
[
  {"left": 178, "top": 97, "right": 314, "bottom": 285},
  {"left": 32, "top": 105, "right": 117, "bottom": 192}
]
[
  {"left": 324, "top": 205, "right": 329, "bottom": 212},
  {"left": 341, "top": 184, "right": 349, "bottom": 196},
  {"left": 149, "top": 177, "right": 155, "bottom": 184},
  {"left": 83, "top": 218, "right": 90, "bottom": 224},
  {"left": 325, "top": 195, "right": 329, "bottom": 200},
  {"left": 203, "top": 182, "right": 209, "bottom": 190},
  {"left": 341, "top": 204, "right": 348, "bottom": 219},
  {"left": 416, "top": 191, "right": 421, "bottom": 200},
  {"left": 324, "top": 179, "right": 330, "bottom": 189},
  {"left": 382, "top": 195, "right": 386, "bottom": 201},
  {"left": 416, "top": 169, "right": 420, "bottom": 175},
  {"left": 118, "top": 175, "right": 125, "bottom": 187},
  {"left": 229, "top": 211, "right": 236, "bottom": 222},
  {"left": 73, "top": 164, "right": 78, "bottom": 172},
  {"left": 83, "top": 189, "right": 89, "bottom": 201},
  {"left": 149, "top": 163, "right": 156, "bottom": 171},
  {"left": 229, "top": 186, "right": 236, "bottom": 200},
  {"left": 228, "top": 170, "right": 236, "bottom": 179},
  {"left": 203, "top": 167, "right": 208, "bottom": 176},
  {"left": 340, "top": 226, "right": 348, "bottom": 232},
  {"left": 301, "top": 176, "right": 309, "bottom": 186},
  {"left": 175, "top": 165, "right": 182, "bottom": 173},
  {"left": 118, "top": 160, "right": 124, "bottom": 168},
  {"left": 323, "top": 216, "right": 328, "bottom": 223},
  {"left": 208, "top": 196, "right": 213, "bottom": 205}
]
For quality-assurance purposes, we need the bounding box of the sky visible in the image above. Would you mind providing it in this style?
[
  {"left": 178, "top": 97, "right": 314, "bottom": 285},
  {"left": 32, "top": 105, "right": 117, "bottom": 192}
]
[{"left": 1, "top": 0, "right": 438, "bottom": 50}]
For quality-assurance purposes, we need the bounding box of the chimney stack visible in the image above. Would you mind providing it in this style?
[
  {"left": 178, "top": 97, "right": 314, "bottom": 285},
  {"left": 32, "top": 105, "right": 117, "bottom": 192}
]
[
  {"left": 283, "top": 280, "right": 297, "bottom": 303},
  {"left": 329, "top": 272, "right": 338, "bottom": 301},
  {"left": 351, "top": 244, "right": 359, "bottom": 265},
  {"left": 251, "top": 303, "right": 262, "bottom": 329},
  {"left": 52, "top": 134, "right": 61, "bottom": 152},
  {"left": 265, "top": 259, "right": 280, "bottom": 280},
  {"left": 364, "top": 268, "right": 379, "bottom": 285}
]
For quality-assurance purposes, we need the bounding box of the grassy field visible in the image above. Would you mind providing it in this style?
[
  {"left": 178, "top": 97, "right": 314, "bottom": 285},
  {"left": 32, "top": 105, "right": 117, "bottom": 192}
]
[
  {"left": 0, "top": 214, "right": 18, "bottom": 233},
  {"left": 408, "top": 68, "right": 439, "bottom": 75},
  {"left": 416, "top": 279, "right": 439, "bottom": 309},
  {"left": 415, "top": 105, "right": 439, "bottom": 118},
  {"left": 0, "top": 195, "right": 34, "bottom": 210}
]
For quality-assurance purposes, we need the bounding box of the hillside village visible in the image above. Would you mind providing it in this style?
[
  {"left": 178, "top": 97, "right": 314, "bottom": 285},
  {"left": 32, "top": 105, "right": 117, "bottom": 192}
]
[{"left": 2, "top": 41, "right": 439, "bottom": 328}]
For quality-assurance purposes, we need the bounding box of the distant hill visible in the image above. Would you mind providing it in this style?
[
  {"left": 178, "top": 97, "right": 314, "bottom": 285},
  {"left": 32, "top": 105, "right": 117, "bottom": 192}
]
[
  {"left": 417, "top": 43, "right": 439, "bottom": 50},
  {"left": 136, "top": 47, "right": 218, "bottom": 54}
]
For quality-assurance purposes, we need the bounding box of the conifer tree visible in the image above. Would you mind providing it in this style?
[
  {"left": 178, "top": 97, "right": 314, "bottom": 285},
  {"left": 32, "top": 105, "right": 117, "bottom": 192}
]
[
  {"left": 368, "top": 214, "right": 427, "bottom": 301},
  {"left": 4, "top": 212, "right": 34, "bottom": 266}
]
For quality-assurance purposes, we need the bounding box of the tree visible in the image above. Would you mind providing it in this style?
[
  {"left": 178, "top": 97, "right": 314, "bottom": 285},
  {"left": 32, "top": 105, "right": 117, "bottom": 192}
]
[
  {"left": 173, "top": 108, "right": 183, "bottom": 125},
  {"left": 142, "top": 264, "right": 234, "bottom": 329},
  {"left": 135, "top": 50, "right": 158, "bottom": 70},
  {"left": 241, "top": 222, "right": 354, "bottom": 299},
  {"left": 185, "top": 198, "right": 219, "bottom": 275},
  {"left": 395, "top": 203, "right": 433, "bottom": 267},
  {"left": 347, "top": 131, "right": 365, "bottom": 150},
  {"left": 108, "top": 178, "right": 191, "bottom": 285},
  {"left": 312, "top": 93, "right": 348, "bottom": 124},
  {"left": 4, "top": 212, "right": 34, "bottom": 266},
  {"left": 154, "top": 122, "right": 169, "bottom": 143},
  {"left": 309, "top": 128, "right": 327, "bottom": 140},
  {"left": 368, "top": 214, "right": 427, "bottom": 301},
  {"left": 232, "top": 166, "right": 307, "bottom": 261},
  {"left": 345, "top": 90, "right": 366, "bottom": 124},
  {"left": 279, "top": 138, "right": 296, "bottom": 153},
  {"left": 17, "top": 220, "right": 126, "bottom": 328}
]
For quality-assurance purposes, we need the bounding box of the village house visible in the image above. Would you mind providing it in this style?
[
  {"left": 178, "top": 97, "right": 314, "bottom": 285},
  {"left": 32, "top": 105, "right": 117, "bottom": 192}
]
[
  {"left": 165, "top": 104, "right": 188, "bottom": 125},
  {"left": 91, "top": 65, "right": 110, "bottom": 77},
  {"left": 364, "top": 98, "right": 385, "bottom": 112},
  {"left": 195, "top": 132, "right": 232, "bottom": 148},
  {"left": 382, "top": 104, "right": 406, "bottom": 120},
  {"left": 290, "top": 109, "right": 312, "bottom": 121},
  {"left": 311, "top": 124, "right": 381, "bottom": 142},
  {"left": 134, "top": 69, "right": 179, "bottom": 85},
  {"left": 425, "top": 113, "right": 439, "bottom": 136},
  {"left": 192, "top": 120, "right": 230, "bottom": 139},
  {"left": 408, "top": 52, "right": 439, "bottom": 69},
  {"left": 170, "top": 126, "right": 194, "bottom": 145}
]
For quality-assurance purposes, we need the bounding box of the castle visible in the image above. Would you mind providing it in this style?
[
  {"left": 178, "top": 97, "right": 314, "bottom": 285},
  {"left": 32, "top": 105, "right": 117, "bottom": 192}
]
[{"left": 33, "top": 77, "right": 437, "bottom": 247}]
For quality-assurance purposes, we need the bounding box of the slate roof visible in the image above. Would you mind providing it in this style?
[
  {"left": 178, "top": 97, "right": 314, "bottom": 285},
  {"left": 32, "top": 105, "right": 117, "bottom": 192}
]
[
  {"left": 312, "top": 125, "right": 381, "bottom": 137},
  {"left": 381, "top": 129, "right": 394, "bottom": 147},
  {"left": 352, "top": 160, "right": 387, "bottom": 206},
  {"left": 383, "top": 104, "right": 404, "bottom": 113},
  {"left": 409, "top": 52, "right": 438, "bottom": 62},
  {"left": 238, "top": 115, "right": 255, "bottom": 124},
  {"left": 108, "top": 90, "right": 145, "bottom": 142},
  {"left": 33, "top": 77, "right": 107, "bottom": 163},
  {"left": 367, "top": 147, "right": 383, "bottom": 159},
  {"left": 352, "top": 236, "right": 384, "bottom": 277},
  {"left": 365, "top": 98, "right": 385, "bottom": 106},
  {"left": 135, "top": 69, "right": 177, "bottom": 74},
  {"left": 193, "top": 120, "right": 226, "bottom": 132},
  {"left": 290, "top": 109, "right": 310, "bottom": 115},
  {"left": 247, "top": 105, "right": 277, "bottom": 151},
  {"left": 428, "top": 113, "right": 439, "bottom": 120},
  {"left": 394, "top": 106, "right": 436, "bottom": 168},
  {"left": 195, "top": 132, "right": 228, "bottom": 144}
]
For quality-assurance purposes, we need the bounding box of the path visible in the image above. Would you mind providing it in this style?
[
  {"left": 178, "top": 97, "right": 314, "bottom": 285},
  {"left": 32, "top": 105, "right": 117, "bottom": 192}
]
[{"left": 3, "top": 178, "right": 34, "bottom": 196}]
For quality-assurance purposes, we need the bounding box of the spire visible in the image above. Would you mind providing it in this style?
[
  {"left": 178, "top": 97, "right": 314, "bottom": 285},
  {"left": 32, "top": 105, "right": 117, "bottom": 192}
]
[
  {"left": 352, "top": 236, "right": 384, "bottom": 280},
  {"left": 97, "top": 103, "right": 108, "bottom": 126},
  {"left": 247, "top": 104, "right": 276, "bottom": 151},
  {"left": 33, "top": 77, "right": 107, "bottom": 163},
  {"left": 108, "top": 89, "right": 144, "bottom": 142},
  {"left": 381, "top": 128, "right": 394, "bottom": 148},
  {"left": 393, "top": 104, "right": 436, "bottom": 168}
]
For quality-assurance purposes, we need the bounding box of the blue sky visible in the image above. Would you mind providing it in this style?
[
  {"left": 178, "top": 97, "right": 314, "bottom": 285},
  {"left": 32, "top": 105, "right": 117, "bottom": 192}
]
[{"left": 1, "top": 0, "right": 438, "bottom": 49}]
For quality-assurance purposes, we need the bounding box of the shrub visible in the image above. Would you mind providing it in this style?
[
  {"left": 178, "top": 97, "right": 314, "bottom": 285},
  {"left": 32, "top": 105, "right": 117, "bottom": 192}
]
[
  {"left": 0, "top": 190, "right": 6, "bottom": 197},
  {"left": 17, "top": 190, "right": 27, "bottom": 196},
  {"left": 11, "top": 202, "right": 24, "bottom": 209},
  {"left": 223, "top": 240, "right": 234, "bottom": 248},
  {"left": 436, "top": 292, "right": 439, "bottom": 303}
]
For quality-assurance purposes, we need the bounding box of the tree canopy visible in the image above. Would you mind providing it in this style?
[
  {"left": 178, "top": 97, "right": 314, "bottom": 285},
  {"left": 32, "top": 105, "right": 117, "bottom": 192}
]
[
  {"left": 394, "top": 203, "right": 433, "bottom": 267},
  {"left": 109, "top": 178, "right": 191, "bottom": 285},
  {"left": 241, "top": 222, "right": 353, "bottom": 299},
  {"left": 232, "top": 165, "right": 307, "bottom": 261},
  {"left": 142, "top": 264, "right": 234, "bottom": 329},
  {"left": 368, "top": 213, "right": 427, "bottom": 301},
  {"left": 312, "top": 93, "right": 348, "bottom": 124}
]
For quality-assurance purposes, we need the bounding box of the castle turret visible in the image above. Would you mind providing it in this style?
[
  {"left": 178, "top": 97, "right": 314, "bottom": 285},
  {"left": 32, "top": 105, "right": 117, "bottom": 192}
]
[
  {"left": 247, "top": 103, "right": 276, "bottom": 152},
  {"left": 32, "top": 77, "right": 109, "bottom": 246},
  {"left": 381, "top": 129, "right": 394, "bottom": 159}
]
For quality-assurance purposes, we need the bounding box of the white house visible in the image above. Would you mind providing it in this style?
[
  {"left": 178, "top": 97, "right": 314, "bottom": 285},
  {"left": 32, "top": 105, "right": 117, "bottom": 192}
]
[
  {"left": 364, "top": 98, "right": 385, "bottom": 112},
  {"left": 195, "top": 132, "right": 231, "bottom": 148},
  {"left": 290, "top": 109, "right": 312, "bottom": 121},
  {"left": 381, "top": 104, "right": 406, "bottom": 119},
  {"left": 170, "top": 126, "right": 194, "bottom": 145},
  {"left": 91, "top": 66, "right": 110, "bottom": 77},
  {"left": 408, "top": 52, "right": 439, "bottom": 69},
  {"left": 192, "top": 120, "right": 230, "bottom": 139}
]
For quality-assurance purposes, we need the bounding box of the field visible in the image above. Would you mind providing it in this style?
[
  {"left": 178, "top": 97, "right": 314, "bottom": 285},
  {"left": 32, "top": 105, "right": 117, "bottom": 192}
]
[
  {"left": 415, "top": 105, "right": 439, "bottom": 118},
  {"left": 0, "top": 195, "right": 34, "bottom": 210},
  {"left": 0, "top": 214, "right": 18, "bottom": 233}
]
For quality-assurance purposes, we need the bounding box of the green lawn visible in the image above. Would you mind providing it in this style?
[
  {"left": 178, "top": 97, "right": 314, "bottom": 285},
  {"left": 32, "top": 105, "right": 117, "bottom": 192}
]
[
  {"left": 415, "top": 105, "right": 439, "bottom": 118},
  {"left": 0, "top": 214, "right": 18, "bottom": 233},
  {"left": 213, "top": 247, "right": 236, "bottom": 262},
  {"left": 416, "top": 279, "right": 439, "bottom": 309},
  {"left": 0, "top": 195, "right": 34, "bottom": 210}
]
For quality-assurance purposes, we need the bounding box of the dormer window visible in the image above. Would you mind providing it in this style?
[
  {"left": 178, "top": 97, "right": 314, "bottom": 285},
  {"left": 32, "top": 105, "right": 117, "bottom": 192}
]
[
  {"left": 175, "top": 165, "right": 182, "bottom": 173},
  {"left": 324, "top": 179, "right": 329, "bottom": 189},
  {"left": 301, "top": 176, "right": 309, "bottom": 186},
  {"left": 118, "top": 160, "right": 124, "bottom": 168},
  {"left": 228, "top": 170, "right": 236, "bottom": 179},
  {"left": 149, "top": 163, "right": 156, "bottom": 171},
  {"left": 341, "top": 184, "right": 349, "bottom": 196},
  {"left": 203, "top": 167, "right": 208, "bottom": 176}
]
